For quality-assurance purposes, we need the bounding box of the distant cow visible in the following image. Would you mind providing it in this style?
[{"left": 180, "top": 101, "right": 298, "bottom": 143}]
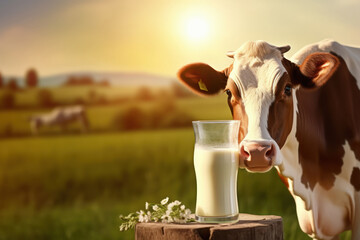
[
  {"left": 178, "top": 40, "right": 360, "bottom": 239},
  {"left": 30, "top": 105, "right": 89, "bottom": 134}
]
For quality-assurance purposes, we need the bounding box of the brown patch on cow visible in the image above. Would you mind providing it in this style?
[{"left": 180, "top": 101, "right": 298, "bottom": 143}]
[
  {"left": 267, "top": 73, "right": 294, "bottom": 148},
  {"left": 295, "top": 53, "right": 360, "bottom": 190},
  {"left": 225, "top": 80, "right": 248, "bottom": 143},
  {"left": 351, "top": 167, "right": 360, "bottom": 191}
]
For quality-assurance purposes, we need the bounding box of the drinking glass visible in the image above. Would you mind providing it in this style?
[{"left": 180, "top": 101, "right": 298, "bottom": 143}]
[{"left": 192, "top": 120, "right": 240, "bottom": 223}]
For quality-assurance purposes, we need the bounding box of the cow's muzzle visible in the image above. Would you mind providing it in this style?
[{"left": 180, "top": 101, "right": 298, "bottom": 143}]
[{"left": 239, "top": 140, "right": 276, "bottom": 172}]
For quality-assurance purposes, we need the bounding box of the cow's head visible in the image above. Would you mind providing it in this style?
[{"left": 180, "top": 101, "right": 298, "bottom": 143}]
[{"left": 178, "top": 41, "right": 339, "bottom": 173}]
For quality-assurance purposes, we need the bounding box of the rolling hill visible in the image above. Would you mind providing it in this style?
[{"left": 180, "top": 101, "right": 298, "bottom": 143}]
[{"left": 4, "top": 71, "right": 176, "bottom": 88}]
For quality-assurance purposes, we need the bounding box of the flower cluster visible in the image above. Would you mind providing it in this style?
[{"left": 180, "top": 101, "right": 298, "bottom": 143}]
[{"left": 119, "top": 197, "right": 194, "bottom": 231}]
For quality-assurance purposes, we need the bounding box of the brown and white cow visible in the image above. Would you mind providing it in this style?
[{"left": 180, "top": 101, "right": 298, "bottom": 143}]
[{"left": 177, "top": 39, "right": 360, "bottom": 240}]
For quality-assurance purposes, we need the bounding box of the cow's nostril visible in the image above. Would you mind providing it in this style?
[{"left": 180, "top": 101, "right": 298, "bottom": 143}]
[
  {"left": 265, "top": 145, "right": 275, "bottom": 159},
  {"left": 241, "top": 145, "right": 250, "bottom": 158}
]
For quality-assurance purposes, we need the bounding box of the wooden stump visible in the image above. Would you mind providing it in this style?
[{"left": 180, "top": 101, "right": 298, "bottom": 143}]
[{"left": 135, "top": 213, "right": 283, "bottom": 240}]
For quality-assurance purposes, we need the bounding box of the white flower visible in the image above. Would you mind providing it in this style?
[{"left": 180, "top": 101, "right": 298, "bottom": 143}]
[
  {"left": 138, "top": 214, "right": 145, "bottom": 222},
  {"left": 120, "top": 197, "right": 195, "bottom": 232},
  {"left": 138, "top": 211, "right": 151, "bottom": 223},
  {"left": 167, "top": 200, "right": 182, "bottom": 211},
  {"left": 167, "top": 202, "right": 175, "bottom": 211},
  {"left": 165, "top": 209, "right": 172, "bottom": 216},
  {"left": 161, "top": 214, "right": 173, "bottom": 223},
  {"left": 184, "top": 209, "right": 191, "bottom": 217},
  {"left": 138, "top": 210, "right": 150, "bottom": 223},
  {"left": 161, "top": 197, "right": 169, "bottom": 205},
  {"left": 167, "top": 215, "right": 174, "bottom": 223}
]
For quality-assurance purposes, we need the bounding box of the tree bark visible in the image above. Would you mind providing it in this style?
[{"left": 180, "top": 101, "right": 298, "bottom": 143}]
[{"left": 135, "top": 213, "right": 283, "bottom": 240}]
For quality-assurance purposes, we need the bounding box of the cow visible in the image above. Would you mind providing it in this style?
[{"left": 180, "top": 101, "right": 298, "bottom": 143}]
[
  {"left": 177, "top": 39, "right": 360, "bottom": 240},
  {"left": 30, "top": 105, "right": 89, "bottom": 134}
]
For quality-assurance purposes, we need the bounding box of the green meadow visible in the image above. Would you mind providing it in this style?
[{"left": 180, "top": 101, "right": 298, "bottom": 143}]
[
  {"left": 0, "top": 87, "right": 231, "bottom": 135},
  {"left": 0, "top": 129, "right": 308, "bottom": 240},
  {"left": 0, "top": 86, "right": 352, "bottom": 239}
]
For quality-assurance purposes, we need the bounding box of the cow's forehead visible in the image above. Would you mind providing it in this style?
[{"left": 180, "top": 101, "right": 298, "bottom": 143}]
[{"left": 229, "top": 41, "right": 286, "bottom": 97}]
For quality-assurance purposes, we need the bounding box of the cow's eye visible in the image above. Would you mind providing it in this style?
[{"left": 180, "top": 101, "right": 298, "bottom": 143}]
[
  {"left": 225, "top": 89, "right": 232, "bottom": 98},
  {"left": 284, "top": 85, "right": 292, "bottom": 96}
]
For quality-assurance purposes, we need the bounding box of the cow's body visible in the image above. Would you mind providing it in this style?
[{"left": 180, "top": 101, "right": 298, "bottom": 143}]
[
  {"left": 30, "top": 105, "right": 89, "bottom": 134},
  {"left": 280, "top": 40, "right": 360, "bottom": 239},
  {"left": 177, "top": 40, "right": 360, "bottom": 239}
]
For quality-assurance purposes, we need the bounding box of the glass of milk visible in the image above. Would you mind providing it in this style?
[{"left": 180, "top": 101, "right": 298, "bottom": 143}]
[{"left": 192, "top": 120, "right": 240, "bottom": 223}]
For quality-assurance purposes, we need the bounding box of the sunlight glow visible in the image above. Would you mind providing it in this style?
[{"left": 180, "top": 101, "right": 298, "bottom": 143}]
[{"left": 185, "top": 15, "right": 210, "bottom": 42}]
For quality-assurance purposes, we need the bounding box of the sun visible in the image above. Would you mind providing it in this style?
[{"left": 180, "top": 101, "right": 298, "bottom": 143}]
[{"left": 184, "top": 15, "right": 210, "bottom": 42}]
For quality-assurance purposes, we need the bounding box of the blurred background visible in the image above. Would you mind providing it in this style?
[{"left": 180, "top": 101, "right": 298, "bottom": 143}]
[{"left": 0, "top": 0, "right": 359, "bottom": 239}]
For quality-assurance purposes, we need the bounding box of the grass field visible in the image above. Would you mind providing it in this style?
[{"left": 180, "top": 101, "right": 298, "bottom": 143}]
[
  {"left": 0, "top": 128, "right": 313, "bottom": 240},
  {"left": 0, "top": 86, "right": 352, "bottom": 239}
]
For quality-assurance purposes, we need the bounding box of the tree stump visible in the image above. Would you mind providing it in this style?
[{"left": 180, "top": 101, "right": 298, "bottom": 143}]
[{"left": 135, "top": 213, "right": 283, "bottom": 240}]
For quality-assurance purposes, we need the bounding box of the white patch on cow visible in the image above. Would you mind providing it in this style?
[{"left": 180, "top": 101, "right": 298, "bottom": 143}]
[
  {"left": 291, "top": 39, "right": 360, "bottom": 90},
  {"left": 229, "top": 41, "right": 286, "bottom": 165}
]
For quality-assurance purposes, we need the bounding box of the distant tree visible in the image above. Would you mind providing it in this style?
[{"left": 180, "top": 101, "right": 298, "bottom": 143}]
[
  {"left": 149, "top": 99, "right": 192, "bottom": 129},
  {"left": 156, "top": 88, "right": 173, "bottom": 101},
  {"left": 117, "top": 106, "right": 145, "bottom": 130},
  {"left": 88, "top": 89, "right": 98, "bottom": 103},
  {"left": 25, "top": 68, "right": 38, "bottom": 88},
  {"left": 79, "top": 76, "right": 93, "bottom": 85},
  {"left": 1, "top": 91, "right": 15, "bottom": 109},
  {"left": 37, "top": 89, "right": 55, "bottom": 107},
  {"left": 171, "top": 82, "right": 193, "bottom": 98},
  {"left": 74, "top": 97, "right": 85, "bottom": 105},
  {"left": 7, "top": 78, "right": 19, "bottom": 91},
  {"left": 66, "top": 76, "right": 77, "bottom": 86},
  {"left": 99, "top": 79, "right": 110, "bottom": 87},
  {"left": 97, "top": 95, "right": 108, "bottom": 105},
  {"left": 135, "top": 86, "right": 154, "bottom": 101},
  {"left": 3, "top": 124, "right": 13, "bottom": 137},
  {"left": 0, "top": 72, "right": 3, "bottom": 88}
]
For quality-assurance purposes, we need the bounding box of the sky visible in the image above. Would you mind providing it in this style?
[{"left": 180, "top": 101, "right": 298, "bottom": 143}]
[{"left": 0, "top": 0, "right": 360, "bottom": 78}]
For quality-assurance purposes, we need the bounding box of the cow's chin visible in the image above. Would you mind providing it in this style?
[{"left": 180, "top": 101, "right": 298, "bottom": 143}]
[{"left": 243, "top": 162, "right": 274, "bottom": 173}]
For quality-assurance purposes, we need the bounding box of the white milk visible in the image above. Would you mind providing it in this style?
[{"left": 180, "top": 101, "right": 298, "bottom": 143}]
[{"left": 194, "top": 146, "right": 239, "bottom": 217}]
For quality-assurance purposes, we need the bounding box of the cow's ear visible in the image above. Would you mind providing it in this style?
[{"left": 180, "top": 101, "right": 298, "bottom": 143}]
[
  {"left": 177, "top": 63, "right": 228, "bottom": 95},
  {"left": 297, "top": 53, "right": 340, "bottom": 89}
]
